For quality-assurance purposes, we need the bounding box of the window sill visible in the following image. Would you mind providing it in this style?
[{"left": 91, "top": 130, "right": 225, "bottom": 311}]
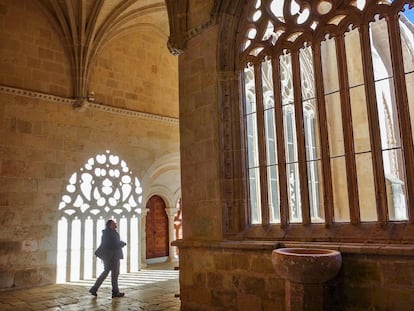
[{"left": 172, "top": 239, "right": 414, "bottom": 256}]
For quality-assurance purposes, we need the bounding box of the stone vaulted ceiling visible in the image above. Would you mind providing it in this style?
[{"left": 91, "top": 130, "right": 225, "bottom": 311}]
[
  {"left": 36, "top": 0, "right": 170, "bottom": 99},
  {"left": 35, "top": 0, "right": 229, "bottom": 102}
]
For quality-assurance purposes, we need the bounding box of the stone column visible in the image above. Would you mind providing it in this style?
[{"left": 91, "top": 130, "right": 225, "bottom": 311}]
[{"left": 166, "top": 206, "right": 179, "bottom": 261}]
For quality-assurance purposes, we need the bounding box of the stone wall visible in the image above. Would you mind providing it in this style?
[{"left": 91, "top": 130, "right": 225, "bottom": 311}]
[
  {"left": 0, "top": 0, "right": 180, "bottom": 289},
  {"left": 89, "top": 30, "right": 179, "bottom": 117},
  {"left": 0, "top": 0, "right": 72, "bottom": 97},
  {"left": 176, "top": 242, "right": 414, "bottom": 311},
  {"left": 0, "top": 91, "right": 179, "bottom": 288},
  {"left": 178, "top": 244, "right": 284, "bottom": 311},
  {"left": 336, "top": 252, "right": 414, "bottom": 310}
]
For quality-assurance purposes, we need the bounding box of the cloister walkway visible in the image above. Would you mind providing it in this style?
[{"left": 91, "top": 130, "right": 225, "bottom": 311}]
[{"left": 0, "top": 262, "right": 180, "bottom": 311}]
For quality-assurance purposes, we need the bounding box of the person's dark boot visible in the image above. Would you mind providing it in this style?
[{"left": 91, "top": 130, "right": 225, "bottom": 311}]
[
  {"left": 89, "top": 288, "right": 97, "bottom": 297},
  {"left": 112, "top": 292, "right": 125, "bottom": 298}
]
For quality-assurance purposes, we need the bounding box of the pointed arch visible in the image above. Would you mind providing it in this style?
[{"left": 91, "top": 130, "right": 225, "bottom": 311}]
[
  {"left": 217, "top": 0, "right": 414, "bottom": 241},
  {"left": 56, "top": 150, "right": 143, "bottom": 282}
]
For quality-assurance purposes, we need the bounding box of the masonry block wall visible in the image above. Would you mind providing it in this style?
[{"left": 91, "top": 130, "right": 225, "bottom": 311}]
[
  {"left": 0, "top": 0, "right": 72, "bottom": 97},
  {"left": 0, "top": 93, "right": 179, "bottom": 288},
  {"left": 178, "top": 246, "right": 285, "bottom": 311},
  {"left": 0, "top": 0, "right": 179, "bottom": 289},
  {"left": 90, "top": 30, "right": 178, "bottom": 117},
  {"left": 177, "top": 246, "right": 414, "bottom": 311},
  {"left": 336, "top": 253, "right": 414, "bottom": 310}
]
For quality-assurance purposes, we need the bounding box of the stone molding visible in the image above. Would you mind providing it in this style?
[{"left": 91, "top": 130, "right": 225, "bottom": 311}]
[
  {"left": 172, "top": 239, "right": 414, "bottom": 256},
  {"left": 0, "top": 85, "right": 75, "bottom": 105},
  {"left": 0, "top": 85, "right": 179, "bottom": 125},
  {"left": 167, "top": 18, "right": 215, "bottom": 55},
  {"left": 171, "top": 239, "right": 279, "bottom": 250},
  {"left": 87, "top": 102, "right": 179, "bottom": 124}
]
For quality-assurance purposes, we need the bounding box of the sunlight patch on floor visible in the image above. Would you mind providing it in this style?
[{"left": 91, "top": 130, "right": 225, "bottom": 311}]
[{"left": 65, "top": 269, "right": 179, "bottom": 289}]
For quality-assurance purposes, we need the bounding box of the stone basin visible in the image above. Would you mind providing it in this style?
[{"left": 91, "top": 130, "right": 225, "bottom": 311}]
[{"left": 272, "top": 248, "right": 342, "bottom": 284}]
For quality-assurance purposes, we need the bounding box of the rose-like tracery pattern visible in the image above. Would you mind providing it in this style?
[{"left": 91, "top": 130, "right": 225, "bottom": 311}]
[
  {"left": 240, "top": 0, "right": 406, "bottom": 60},
  {"left": 56, "top": 150, "right": 142, "bottom": 282},
  {"left": 58, "top": 150, "right": 142, "bottom": 218}
]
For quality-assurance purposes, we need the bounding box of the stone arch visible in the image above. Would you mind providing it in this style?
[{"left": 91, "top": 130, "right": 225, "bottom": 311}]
[
  {"left": 140, "top": 152, "right": 181, "bottom": 264},
  {"left": 215, "top": 1, "right": 414, "bottom": 236},
  {"left": 144, "top": 194, "right": 170, "bottom": 264},
  {"left": 56, "top": 150, "right": 143, "bottom": 282}
]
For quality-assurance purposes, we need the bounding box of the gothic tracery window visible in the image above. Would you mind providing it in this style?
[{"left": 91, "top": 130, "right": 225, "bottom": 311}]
[
  {"left": 56, "top": 150, "right": 142, "bottom": 282},
  {"left": 239, "top": 0, "right": 414, "bottom": 229}
]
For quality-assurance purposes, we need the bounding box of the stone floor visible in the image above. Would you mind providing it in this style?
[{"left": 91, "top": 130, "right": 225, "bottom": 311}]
[{"left": 0, "top": 263, "right": 181, "bottom": 311}]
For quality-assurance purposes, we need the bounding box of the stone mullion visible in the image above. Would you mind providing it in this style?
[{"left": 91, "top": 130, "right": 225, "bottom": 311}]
[
  {"left": 66, "top": 219, "right": 72, "bottom": 282},
  {"left": 359, "top": 24, "right": 388, "bottom": 224},
  {"left": 254, "top": 64, "right": 269, "bottom": 225},
  {"left": 291, "top": 50, "right": 311, "bottom": 224},
  {"left": 387, "top": 14, "right": 414, "bottom": 222},
  {"left": 272, "top": 58, "right": 289, "bottom": 227},
  {"left": 92, "top": 218, "right": 97, "bottom": 278},
  {"left": 137, "top": 213, "right": 142, "bottom": 269},
  {"left": 335, "top": 35, "right": 360, "bottom": 224},
  {"left": 114, "top": 216, "right": 121, "bottom": 270},
  {"left": 312, "top": 43, "right": 334, "bottom": 225},
  {"left": 79, "top": 219, "right": 85, "bottom": 280},
  {"left": 166, "top": 207, "right": 179, "bottom": 261},
  {"left": 127, "top": 217, "right": 131, "bottom": 272}
]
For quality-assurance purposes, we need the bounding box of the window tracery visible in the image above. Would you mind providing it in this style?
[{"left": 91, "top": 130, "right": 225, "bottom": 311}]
[
  {"left": 59, "top": 150, "right": 142, "bottom": 217},
  {"left": 238, "top": 0, "right": 414, "bottom": 231},
  {"left": 56, "top": 150, "right": 142, "bottom": 282}
]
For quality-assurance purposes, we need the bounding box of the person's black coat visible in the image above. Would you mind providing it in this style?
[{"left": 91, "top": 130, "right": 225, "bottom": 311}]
[{"left": 99, "top": 227, "right": 126, "bottom": 262}]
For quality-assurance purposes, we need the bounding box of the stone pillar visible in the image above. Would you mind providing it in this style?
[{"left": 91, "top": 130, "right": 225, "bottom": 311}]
[{"left": 166, "top": 206, "right": 179, "bottom": 262}]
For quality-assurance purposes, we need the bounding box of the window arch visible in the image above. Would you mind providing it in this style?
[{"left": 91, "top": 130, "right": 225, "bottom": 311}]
[
  {"left": 56, "top": 150, "right": 142, "bottom": 283},
  {"left": 235, "top": 0, "right": 414, "bottom": 239}
]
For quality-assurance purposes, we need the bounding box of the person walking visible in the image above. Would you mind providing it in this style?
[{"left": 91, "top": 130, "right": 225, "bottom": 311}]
[{"left": 89, "top": 219, "right": 127, "bottom": 298}]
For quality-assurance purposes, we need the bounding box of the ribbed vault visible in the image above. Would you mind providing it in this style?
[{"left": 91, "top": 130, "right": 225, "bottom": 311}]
[{"left": 36, "top": 0, "right": 169, "bottom": 99}]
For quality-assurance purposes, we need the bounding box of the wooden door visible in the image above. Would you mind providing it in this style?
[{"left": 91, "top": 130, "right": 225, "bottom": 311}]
[{"left": 146, "top": 195, "right": 169, "bottom": 259}]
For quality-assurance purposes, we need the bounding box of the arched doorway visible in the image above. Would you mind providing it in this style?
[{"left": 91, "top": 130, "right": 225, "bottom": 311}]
[{"left": 145, "top": 195, "right": 169, "bottom": 262}]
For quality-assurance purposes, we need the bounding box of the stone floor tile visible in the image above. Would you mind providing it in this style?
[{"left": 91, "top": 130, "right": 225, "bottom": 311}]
[{"left": 0, "top": 264, "right": 180, "bottom": 311}]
